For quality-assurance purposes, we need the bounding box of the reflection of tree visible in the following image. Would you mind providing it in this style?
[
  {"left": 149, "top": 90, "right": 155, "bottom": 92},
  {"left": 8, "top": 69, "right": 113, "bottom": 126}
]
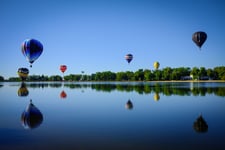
[
  {"left": 91, "top": 84, "right": 116, "bottom": 92},
  {"left": 21, "top": 100, "right": 43, "bottom": 129},
  {"left": 193, "top": 114, "right": 208, "bottom": 133},
  {"left": 17, "top": 82, "right": 225, "bottom": 97},
  {"left": 214, "top": 87, "right": 225, "bottom": 97},
  {"left": 116, "top": 84, "right": 134, "bottom": 92}
]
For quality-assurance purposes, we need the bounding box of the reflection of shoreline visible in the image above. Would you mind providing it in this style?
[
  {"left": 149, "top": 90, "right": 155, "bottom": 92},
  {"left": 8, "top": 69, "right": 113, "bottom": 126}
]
[
  {"left": 3, "top": 80, "right": 225, "bottom": 83},
  {"left": 8, "top": 81, "right": 225, "bottom": 97}
]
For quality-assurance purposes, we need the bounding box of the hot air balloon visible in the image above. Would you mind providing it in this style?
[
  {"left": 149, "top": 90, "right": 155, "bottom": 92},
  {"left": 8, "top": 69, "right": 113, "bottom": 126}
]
[
  {"left": 125, "top": 54, "right": 133, "bottom": 64},
  {"left": 60, "top": 65, "right": 67, "bottom": 73},
  {"left": 21, "top": 100, "right": 43, "bottom": 129},
  {"left": 193, "top": 114, "right": 208, "bottom": 133},
  {"left": 154, "top": 61, "right": 160, "bottom": 70},
  {"left": 21, "top": 39, "right": 43, "bottom": 67},
  {"left": 60, "top": 65, "right": 67, "bottom": 80},
  {"left": 192, "top": 31, "right": 207, "bottom": 49},
  {"left": 125, "top": 99, "right": 133, "bottom": 110},
  {"left": 18, "top": 82, "right": 29, "bottom": 97},
  {"left": 17, "top": 68, "right": 29, "bottom": 81}
]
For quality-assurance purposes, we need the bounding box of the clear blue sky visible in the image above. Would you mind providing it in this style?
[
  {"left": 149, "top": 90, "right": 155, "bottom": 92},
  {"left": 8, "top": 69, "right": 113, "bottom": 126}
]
[{"left": 1, "top": 0, "right": 225, "bottom": 79}]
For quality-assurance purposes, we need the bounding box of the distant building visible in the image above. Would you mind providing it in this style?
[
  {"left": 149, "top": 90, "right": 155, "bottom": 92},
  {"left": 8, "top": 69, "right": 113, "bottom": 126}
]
[
  {"left": 199, "top": 76, "right": 210, "bottom": 80},
  {"left": 181, "top": 76, "right": 192, "bottom": 80}
]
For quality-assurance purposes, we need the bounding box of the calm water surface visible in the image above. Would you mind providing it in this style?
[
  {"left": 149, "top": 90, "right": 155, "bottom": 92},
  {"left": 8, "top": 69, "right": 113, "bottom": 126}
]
[{"left": 0, "top": 81, "right": 225, "bottom": 150}]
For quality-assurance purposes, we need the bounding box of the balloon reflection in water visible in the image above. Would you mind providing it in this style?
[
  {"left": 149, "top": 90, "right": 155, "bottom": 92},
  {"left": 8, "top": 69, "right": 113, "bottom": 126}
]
[
  {"left": 21, "top": 100, "right": 43, "bottom": 129},
  {"left": 153, "top": 93, "right": 160, "bottom": 101},
  {"left": 193, "top": 114, "right": 208, "bottom": 133},
  {"left": 125, "top": 99, "right": 133, "bottom": 110},
  {"left": 60, "top": 90, "right": 67, "bottom": 99},
  {"left": 18, "top": 82, "right": 29, "bottom": 97}
]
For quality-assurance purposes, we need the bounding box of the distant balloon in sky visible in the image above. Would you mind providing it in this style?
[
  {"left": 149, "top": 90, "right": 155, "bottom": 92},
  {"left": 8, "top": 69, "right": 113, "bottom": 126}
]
[
  {"left": 154, "top": 61, "right": 160, "bottom": 70},
  {"left": 192, "top": 31, "right": 207, "bottom": 49},
  {"left": 17, "top": 68, "right": 29, "bottom": 81},
  {"left": 125, "top": 54, "right": 133, "bottom": 64},
  {"left": 60, "top": 65, "right": 67, "bottom": 73},
  {"left": 21, "top": 39, "right": 43, "bottom": 67}
]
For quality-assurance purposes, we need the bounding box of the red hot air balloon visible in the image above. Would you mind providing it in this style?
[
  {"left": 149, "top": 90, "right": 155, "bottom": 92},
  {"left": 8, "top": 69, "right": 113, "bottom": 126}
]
[{"left": 60, "top": 65, "right": 67, "bottom": 73}]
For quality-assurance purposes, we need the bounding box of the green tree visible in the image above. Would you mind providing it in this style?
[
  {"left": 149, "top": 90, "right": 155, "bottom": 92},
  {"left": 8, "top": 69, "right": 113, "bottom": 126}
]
[
  {"left": 199, "top": 67, "right": 207, "bottom": 79},
  {"left": 214, "top": 66, "right": 225, "bottom": 80},
  {"left": 125, "top": 71, "right": 134, "bottom": 81},
  {"left": 49, "top": 75, "right": 62, "bottom": 81},
  {"left": 191, "top": 67, "right": 200, "bottom": 80},
  {"left": 162, "top": 67, "right": 172, "bottom": 80},
  {"left": 116, "top": 72, "right": 128, "bottom": 81},
  {"left": 8, "top": 77, "right": 21, "bottom": 81},
  {"left": 0, "top": 76, "right": 4, "bottom": 81},
  {"left": 134, "top": 69, "right": 144, "bottom": 81},
  {"left": 206, "top": 68, "right": 215, "bottom": 79},
  {"left": 144, "top": 69, "right": 153, "bottom": 81},
  {"left": 171, "top": 69, "right": 179, "bottom": 80},
  {"left": 153, "top": 70, "right": 162, "bottom": 80}
]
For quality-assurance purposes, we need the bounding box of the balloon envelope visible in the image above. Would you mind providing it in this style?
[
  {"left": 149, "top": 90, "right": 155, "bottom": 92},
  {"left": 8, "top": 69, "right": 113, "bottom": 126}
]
[
  {"left": 60, "top": 65, "right": 67, "bottom": 73},
  {"left": 125, "top": 54, "right": 133, "bottom": 64},
  {"left": 21, "top": 39, "right": 43, "bottom": 67},
  {"left": 17, "top": 68, "right": 29, "bottom": 81},
  {"left": 192, "top": 31, "right": 207, "bottom": 48},
  {"left": 154, "top": 61, "right": 160, "bottom": 70}
]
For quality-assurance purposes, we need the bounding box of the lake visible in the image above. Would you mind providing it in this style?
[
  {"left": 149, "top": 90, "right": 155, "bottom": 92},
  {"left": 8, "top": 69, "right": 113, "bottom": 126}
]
[{"left": 0, "top": 81, "right": 225, "bottom": 150}]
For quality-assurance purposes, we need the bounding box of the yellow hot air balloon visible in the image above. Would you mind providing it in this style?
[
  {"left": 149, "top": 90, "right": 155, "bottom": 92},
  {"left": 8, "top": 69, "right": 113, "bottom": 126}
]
[
  {"left": 154, "top": 61, "right": 160, "bottom": 70},
  {"left": 17, "top": 68, "right": 29, "bottom": 81}
]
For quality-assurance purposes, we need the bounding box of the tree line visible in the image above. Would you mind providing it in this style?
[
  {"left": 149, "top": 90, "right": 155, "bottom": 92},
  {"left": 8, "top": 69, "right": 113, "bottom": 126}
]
[{"left": 1, "top": 66, "right": 225, "bottom": 82}]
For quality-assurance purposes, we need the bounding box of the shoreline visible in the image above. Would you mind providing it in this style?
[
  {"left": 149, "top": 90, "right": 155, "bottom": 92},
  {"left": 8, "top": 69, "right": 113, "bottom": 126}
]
[
  {"left": 145, "top": 80, "right": 225, "bottom": 83},
  {"left": 2, "top": 80, "right": 225, "bottom": 83}
]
